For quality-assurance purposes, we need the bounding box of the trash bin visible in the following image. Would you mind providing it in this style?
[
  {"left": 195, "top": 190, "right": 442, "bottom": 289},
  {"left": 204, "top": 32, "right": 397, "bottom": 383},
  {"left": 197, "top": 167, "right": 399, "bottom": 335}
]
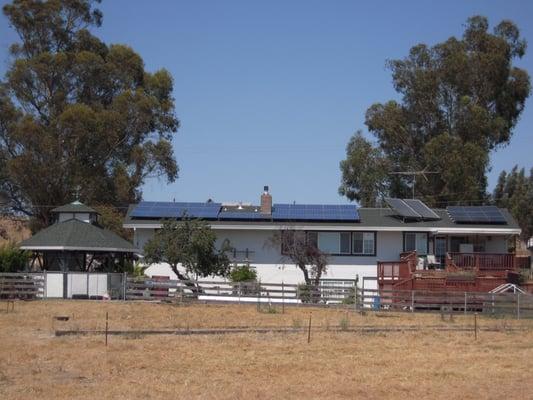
[{"left": 373, "top": 296, "right": 381, "bottom": 310}]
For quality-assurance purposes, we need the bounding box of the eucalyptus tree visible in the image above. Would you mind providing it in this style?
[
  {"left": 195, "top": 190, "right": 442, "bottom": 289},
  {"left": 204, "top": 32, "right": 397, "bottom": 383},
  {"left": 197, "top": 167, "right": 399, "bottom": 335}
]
[
  {"left": 340, "top": 16, "right": 530, "bottom": 207},
  {"left": 0, "top": 0, "right": 179, "bottom": 230}
]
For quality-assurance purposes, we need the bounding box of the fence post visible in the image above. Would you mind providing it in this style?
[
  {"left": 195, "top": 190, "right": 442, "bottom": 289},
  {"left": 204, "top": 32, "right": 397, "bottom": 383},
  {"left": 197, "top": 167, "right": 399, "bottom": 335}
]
[
  {"left": 517, "top": 293, "right": 521, "bottom": 320},
  {"left": 44, "top": 270, "right": 47, "bottom": 300},
  {"left": 474, "top": 312, "right": 477, "bottom": 341},
  {"left": 307, "top": 313, "right": 312, "bottom": 344},
  {"left": 282, "top": 281, "right": 285, "bottom": 314},
  {"left": 86, "top": 272, "right": 90, "bottom": 299},
  {"left": 464, "top": 292, "right": 467, "bottom": 315},
  {"left": 411, "top": 290, "right": 415, "bottom": 312},
  {"left": 123, "top": 272, "right": 127, "bottom": 301}
]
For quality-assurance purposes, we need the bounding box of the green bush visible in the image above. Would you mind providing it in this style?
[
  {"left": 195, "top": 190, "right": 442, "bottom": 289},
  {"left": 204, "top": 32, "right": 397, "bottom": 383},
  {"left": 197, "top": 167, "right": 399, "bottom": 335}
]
[
  {"left": 229, "top": 264, "right": 257, "bottom": 282},
  {"left": 229, "top": 265, "right": 259, "bottom": 295},
  {"left": 341, "top": 287, "right": 357, "bottom": 305},
  {"left": 297, "top": 283, "right": 312, "bottom": 303},
  {"left": 0, "top": 243, "right": 30, "bottom": 272}
]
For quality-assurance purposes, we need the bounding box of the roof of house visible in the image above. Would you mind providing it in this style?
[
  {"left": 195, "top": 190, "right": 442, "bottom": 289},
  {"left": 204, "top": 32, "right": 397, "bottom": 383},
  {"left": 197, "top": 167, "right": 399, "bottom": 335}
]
[
  {"left": 51, "top": 201, "right": 98, "bottom": 214},
  {"left": 123, "top": 202, "right": 520, "bottom": 234},
  {"left": 20, "top": 218, "right": 137, "bottom": 253}
]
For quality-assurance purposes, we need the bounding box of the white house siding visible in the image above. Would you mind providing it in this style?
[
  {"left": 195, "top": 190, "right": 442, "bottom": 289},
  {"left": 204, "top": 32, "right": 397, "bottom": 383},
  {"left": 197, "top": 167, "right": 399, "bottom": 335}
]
[
  {"left": 484, "top": 235, "right": 509, "bottom": 253},
  {"left": 140, "top": 229, "right": 405, "bottom": 290},
  {"left": 134, "top": 228, "right": 156, "bottom": 251}
]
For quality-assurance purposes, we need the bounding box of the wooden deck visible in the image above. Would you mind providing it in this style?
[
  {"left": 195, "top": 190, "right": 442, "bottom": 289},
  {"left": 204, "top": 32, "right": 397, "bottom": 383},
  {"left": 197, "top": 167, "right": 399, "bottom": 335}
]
[{"left": 378, "top": 252, "right": 530, "bottom": 293}]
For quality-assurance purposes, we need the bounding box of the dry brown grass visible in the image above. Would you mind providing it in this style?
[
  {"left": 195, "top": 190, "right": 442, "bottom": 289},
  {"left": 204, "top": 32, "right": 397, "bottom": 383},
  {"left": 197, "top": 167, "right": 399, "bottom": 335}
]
[{"left": 1, "top": 301, "right": 532, "bottom": 399}]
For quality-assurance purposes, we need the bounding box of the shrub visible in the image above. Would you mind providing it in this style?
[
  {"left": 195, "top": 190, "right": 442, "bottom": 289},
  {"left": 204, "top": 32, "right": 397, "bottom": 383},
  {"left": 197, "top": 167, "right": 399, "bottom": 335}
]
[
  {"left": 339, "top": 315, "right": 350, "bottom": 331},
  {"left": 297, "top": 283, "right": 311, "bottom": 303},
  {"left": 342, "top": 287, "right": 357, "bottom": 305},
  {"left": 0, "top": 243, "right": 30, "bottom": 272},
  {"left": 229, "top": 264, "right": 259, "bottom": 295},
  {"left": 229, "top": 264, "right": 257, "bottom": 282}
]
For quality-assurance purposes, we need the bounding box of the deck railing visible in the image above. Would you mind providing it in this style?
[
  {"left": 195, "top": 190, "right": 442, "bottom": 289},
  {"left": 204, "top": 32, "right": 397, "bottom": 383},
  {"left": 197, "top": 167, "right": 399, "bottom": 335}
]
[{"left": 448, "top": 252, "right": 517, "bottom": 271}]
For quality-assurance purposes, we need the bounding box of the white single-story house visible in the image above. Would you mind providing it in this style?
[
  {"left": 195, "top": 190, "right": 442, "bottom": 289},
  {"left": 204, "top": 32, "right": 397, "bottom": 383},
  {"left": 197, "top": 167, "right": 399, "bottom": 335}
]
[{"left": 124, "top": 187, "right": 521, "bottom": 289}]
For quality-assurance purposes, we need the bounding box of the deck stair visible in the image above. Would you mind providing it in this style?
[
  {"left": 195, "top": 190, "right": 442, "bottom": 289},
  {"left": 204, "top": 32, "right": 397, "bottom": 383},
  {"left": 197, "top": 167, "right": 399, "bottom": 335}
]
[{"left": 489, "top": 283, "right": 526, "bottom": 294}]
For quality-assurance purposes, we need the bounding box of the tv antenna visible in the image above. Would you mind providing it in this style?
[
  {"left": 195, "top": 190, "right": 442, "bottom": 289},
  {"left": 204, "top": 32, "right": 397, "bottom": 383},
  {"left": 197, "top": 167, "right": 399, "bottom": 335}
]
[{"left": 390, "top": 169, "right": 439, "bottom": 199}]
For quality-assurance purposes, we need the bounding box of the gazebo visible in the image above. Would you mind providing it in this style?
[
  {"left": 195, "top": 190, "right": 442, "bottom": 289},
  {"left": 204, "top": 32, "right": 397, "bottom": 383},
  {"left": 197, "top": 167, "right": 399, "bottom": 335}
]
[{"left": 20, "top": 201, "right": 138, "bottom": 272}]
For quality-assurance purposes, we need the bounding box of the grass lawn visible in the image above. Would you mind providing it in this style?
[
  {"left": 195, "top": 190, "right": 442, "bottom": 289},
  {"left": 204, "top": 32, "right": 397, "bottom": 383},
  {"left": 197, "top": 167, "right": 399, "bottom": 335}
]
[{"left": 1, "top": 300, "right": 532, "bottom": 399}]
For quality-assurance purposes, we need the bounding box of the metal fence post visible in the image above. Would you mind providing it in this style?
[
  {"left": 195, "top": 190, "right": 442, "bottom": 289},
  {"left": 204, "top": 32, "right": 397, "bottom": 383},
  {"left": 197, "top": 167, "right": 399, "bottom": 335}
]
[
  {"left": 517, "top": 293, "right": 521, "bottom": 320},
  {"left": 411, "top": 290, "right": 415, "bottom": 312},
  {"left": 464, "top": 292, "right": 467, "bottom": 315}
]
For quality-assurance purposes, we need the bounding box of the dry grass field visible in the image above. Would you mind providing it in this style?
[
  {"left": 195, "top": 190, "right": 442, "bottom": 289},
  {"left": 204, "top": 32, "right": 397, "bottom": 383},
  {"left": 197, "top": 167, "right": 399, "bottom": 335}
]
[{"left": 1, "top": 300, "right": 533, "bottom": 399}]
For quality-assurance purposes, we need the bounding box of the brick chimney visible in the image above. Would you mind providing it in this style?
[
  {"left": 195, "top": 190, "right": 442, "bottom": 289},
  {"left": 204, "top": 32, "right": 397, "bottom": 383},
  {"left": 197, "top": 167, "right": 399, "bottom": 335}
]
[{"left": 260, "top": 185, "right": 272, "bottom": 215}]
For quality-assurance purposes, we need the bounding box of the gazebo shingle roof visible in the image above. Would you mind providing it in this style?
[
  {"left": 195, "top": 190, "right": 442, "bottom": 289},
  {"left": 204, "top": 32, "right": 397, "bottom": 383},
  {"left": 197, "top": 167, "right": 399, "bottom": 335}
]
[
  {"left": 51, "top": 201, "right": 98, "bottom": 214},
  {"left": 19, "top": 219, "right": 137, "bottom": 253}
]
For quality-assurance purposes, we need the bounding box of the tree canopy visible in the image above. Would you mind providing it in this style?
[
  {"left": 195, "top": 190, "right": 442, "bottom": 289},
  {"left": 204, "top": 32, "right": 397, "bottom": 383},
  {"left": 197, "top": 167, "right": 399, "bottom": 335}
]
[
  {"left": 340, "top": 16, "right": 530, "bottom": 207},
  {"left": 143, "top": 218, "right": 233, "bottom": 285},
  {"left": 0, "top": 0, "right": 179, "bottom": 230},
  {"left": 493, "top": 166, "right": 533, "bottom": 240}
]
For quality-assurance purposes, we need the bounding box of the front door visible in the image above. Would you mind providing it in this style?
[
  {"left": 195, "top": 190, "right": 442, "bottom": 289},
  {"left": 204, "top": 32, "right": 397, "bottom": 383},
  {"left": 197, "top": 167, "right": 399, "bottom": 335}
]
[{"left": 435, "top": 237, "right": 447, "bottom": 267}]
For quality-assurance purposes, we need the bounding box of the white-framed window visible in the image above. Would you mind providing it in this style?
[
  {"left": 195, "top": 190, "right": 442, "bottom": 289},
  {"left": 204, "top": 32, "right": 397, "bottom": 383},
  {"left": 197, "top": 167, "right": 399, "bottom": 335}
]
[
  {"left": 353, "top": 232, "right": 376, "bottom": 255},
  {"left": 404, "top": 232, "right": 428, "bottom": 255}
]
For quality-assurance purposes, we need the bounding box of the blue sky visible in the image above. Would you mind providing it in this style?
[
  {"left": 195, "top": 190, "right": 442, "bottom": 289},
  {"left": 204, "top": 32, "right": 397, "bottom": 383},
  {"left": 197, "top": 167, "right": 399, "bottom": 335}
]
[{"left": 1, "top": 0, "right": 532, "bottom": 205}]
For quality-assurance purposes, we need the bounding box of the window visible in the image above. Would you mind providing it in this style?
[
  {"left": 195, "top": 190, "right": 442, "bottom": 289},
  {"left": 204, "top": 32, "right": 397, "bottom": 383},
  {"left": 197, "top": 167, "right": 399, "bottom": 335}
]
[
  {"left": 353, "top": 232, "right": 375, "bottom": 255},
  {"left": 318, "top": 232, "right": 340, "bottom": 253},
  {"left": 283, "top": 230, "right": 376, "bottom": 256},
  {"left": 317, "top": 232, "right": 352, "bottom": 254},
  {"left": 340, "top": 232, "right": 351, "bottom": 254},
  {"left": 404, "top": 232, "right": 428, "bottom": 255}
]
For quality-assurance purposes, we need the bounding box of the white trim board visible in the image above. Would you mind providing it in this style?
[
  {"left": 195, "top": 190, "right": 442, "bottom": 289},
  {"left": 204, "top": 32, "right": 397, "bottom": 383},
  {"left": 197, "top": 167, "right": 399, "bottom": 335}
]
[{"left": 124, "top": 222, "right": 520, "bottom": 235}]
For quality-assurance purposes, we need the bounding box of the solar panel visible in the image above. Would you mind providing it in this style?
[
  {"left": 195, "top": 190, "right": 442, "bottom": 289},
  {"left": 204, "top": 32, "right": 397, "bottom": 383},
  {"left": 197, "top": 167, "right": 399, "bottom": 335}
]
[
  {"left": 130, "top": 201, "right": 221, "bottom": 219},
  {"left": 385, "top": 198, "right": 421, "bottom": 219},
  {"left": 447, "top": 206, "right": 507, "bottom": 224},
  {"left": 403, "top": 199, "right": 441, "bottom": 220},
  {"left": 272, "top": 204, "right": 360, "bottom": 221}
]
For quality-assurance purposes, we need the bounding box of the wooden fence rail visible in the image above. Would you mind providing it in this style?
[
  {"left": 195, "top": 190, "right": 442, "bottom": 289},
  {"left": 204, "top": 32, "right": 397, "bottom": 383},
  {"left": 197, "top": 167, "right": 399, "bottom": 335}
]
[
  {"left": 1, "top": 272, "right": 533, "bottom": 318},
  {"left": 0, "top": 274, "right": 45, "bottom": 300}
]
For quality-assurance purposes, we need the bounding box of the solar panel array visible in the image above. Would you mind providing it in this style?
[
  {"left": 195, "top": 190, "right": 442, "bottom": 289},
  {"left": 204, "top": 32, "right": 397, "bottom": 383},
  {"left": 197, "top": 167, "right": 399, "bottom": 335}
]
[
  {"left": 130, "top": 201, "right": 222, "bottom": 219},
  {"left": 447, "top": 206, "right": 507, "bottom": 224},
  {"left": 385, "top": 198, "right": 441, "bottom": 220},
  {"left": 130, "top": 202, "right": 360, "bottom": 222},
  {"left": 271, "top": 204, "right": 359, "bottom": 221}
]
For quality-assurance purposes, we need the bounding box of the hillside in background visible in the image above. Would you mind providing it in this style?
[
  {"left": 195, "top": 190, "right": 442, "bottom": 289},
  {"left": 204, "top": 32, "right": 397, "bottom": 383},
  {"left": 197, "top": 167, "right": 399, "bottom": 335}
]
[{"left": 0, "top": 217, "right": 30, "bottom": 245}]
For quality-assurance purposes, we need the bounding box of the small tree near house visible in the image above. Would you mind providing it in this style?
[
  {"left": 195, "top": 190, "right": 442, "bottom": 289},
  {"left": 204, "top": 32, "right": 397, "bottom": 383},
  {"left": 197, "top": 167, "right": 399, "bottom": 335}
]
[
  {"left": 270, "top": 230, "right": 328, "bottom": 302},
  {"left": 143, "top": 218, "right": 233, "bottom": 294}
]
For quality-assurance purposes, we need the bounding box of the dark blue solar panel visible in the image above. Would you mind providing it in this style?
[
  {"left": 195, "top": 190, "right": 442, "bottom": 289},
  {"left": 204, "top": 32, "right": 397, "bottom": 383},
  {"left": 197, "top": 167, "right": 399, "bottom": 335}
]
[
  {"left": 131, "top": 201, "right": 221, "bottom": 219},
  {"left": 447, "top": 206, "right": 507, "bottom": 224},
  {"left": 272, "top": 204, "right": 359, "bottom": 221}
]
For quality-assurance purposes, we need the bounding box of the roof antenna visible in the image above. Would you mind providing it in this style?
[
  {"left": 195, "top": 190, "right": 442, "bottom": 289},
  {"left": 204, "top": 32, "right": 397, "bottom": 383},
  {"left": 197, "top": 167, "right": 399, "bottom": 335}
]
[{"left": 389, "top": 168, "right": 439, "bottom": 199}]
